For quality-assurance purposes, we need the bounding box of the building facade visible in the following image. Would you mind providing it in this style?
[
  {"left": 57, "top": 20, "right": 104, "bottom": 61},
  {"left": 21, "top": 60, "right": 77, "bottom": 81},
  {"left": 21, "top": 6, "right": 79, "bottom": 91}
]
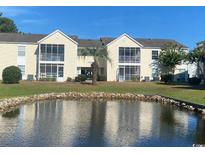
[{"left": 0, "top": 29, "right": 194, "bottom": 82}]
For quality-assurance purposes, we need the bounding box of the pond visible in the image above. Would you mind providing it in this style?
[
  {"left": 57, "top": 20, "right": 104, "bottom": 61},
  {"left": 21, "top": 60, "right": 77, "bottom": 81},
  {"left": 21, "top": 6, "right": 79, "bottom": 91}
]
[{"left": 0, "top": 100, "right": 205, "bottom": 147}]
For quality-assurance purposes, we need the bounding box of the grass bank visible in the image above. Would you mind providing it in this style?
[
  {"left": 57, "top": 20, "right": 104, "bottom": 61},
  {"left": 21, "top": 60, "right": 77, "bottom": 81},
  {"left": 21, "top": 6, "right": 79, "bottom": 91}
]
[{"left": 0, "top": 81, "right": 205, "bottom": 105}]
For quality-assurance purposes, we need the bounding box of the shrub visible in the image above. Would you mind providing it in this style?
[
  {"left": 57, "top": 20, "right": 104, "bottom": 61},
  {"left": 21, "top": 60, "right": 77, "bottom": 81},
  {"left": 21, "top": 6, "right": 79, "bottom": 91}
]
[
  {"left": 131, "top": 75, "right": 140, "bottom": 82},
  {"left": 86, "top": 74, "right": 92, "bottom": 80},
  {"left": 75, "top": 74, "right": 87, "bottom": 82},
  {"left": 161, "top": 74, "right": 173, "bottom": 83},
  {"left": 2, "top": 66, "right": 22, "bottom": 84},
  {"left": 97, "top": 75, "right": 107, "bottom": 81},
  {"left": 188, "top": 77, "right": 201, "bottom": 85},
  {"left": 49, "top": 77, "right": 56, "bottom": 81},
  {"left": 39, "top": 77, "right": 56, "bottom": 81},
  {"left": 66, "top": 77, "right": 72, "bottom": 82}
]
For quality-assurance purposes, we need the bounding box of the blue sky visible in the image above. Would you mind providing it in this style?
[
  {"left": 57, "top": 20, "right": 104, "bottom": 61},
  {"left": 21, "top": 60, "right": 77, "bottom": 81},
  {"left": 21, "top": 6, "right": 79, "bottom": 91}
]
[{"left": 0, "top": 6, "right": 205, "bottom": 49}]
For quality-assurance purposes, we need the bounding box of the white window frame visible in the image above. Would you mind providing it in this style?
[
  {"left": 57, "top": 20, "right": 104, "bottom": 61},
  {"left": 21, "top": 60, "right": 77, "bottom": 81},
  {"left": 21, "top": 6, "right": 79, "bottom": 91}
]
[
  {"left": 18, "top": 45, "right": 26, "bottom": 57},
  {"left": 18, "top": 65, "right": 25, "bottom": 76}
]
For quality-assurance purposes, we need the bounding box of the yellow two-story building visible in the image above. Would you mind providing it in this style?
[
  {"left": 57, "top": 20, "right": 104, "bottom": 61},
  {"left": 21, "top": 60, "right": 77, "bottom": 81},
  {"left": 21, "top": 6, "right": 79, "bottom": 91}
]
[{"left": 0, "top": 29, "right": 194, "bottom": 82}]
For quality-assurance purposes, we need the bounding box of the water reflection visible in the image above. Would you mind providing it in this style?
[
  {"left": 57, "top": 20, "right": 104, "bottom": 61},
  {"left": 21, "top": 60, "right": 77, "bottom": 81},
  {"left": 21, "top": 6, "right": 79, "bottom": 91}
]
[
  {"left": 2, "top": 108, "right": 20, "bottom": 118},
  {"left": 0, "top": 100, "right": 204, "bottom": 147},
  {"left": 195, "top": 117, "right": 205, "bottom": 144}
]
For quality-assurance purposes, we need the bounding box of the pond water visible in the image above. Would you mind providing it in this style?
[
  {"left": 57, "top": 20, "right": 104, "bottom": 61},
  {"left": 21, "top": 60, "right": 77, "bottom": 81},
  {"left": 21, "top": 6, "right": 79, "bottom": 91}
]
[{"left": 0, "top": 100, "right": 205, "bottom": 147}]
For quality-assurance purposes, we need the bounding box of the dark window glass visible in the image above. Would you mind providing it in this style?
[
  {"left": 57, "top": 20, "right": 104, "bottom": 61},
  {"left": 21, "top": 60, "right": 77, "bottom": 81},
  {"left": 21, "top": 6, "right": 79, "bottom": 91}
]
[
  {"left": 46, "top": 64, "right": 51, "bottom": 74},
  {"left": 40, "top": 44, "right": 46, "bottom": 52},
  {"left": 152, "top": 50, "right": 158, "bottom": 60},
  {"left": 125, "top": 48, "right": 130, "bottom": 56},
  {"left": 52, "top": 45, "right": 58, "bottom": 61},
  {"left": 52, "top": 64, "right": 57, "bottom": 77},
  {"left": 58, "top": 45, "right": 64, "bottom": 61}
]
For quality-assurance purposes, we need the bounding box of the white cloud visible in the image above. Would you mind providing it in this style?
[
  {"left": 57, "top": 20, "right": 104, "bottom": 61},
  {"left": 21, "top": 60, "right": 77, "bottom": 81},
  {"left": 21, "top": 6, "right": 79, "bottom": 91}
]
[
  {"left": 0, "top": 6, "right": 38, "bottom": 17},
  {"left": 21, "top": 19, "right": 48, "bottom": 24}
]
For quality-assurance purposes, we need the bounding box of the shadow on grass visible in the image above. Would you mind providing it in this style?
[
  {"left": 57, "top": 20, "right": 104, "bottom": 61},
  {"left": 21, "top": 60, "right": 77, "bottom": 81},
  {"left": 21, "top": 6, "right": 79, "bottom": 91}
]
[
  {"left": 156, "top": 82, "right": 205, "bottom": 90},
  {"left": 173, "top": 85, "right": 205, "bottom": 90}
]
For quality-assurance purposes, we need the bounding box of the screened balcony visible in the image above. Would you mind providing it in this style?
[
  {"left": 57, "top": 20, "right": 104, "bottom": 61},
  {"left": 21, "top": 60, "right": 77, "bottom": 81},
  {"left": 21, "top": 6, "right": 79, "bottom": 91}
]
[
  {"left": 40, "top": 44, "right": 64, "bottom": 62},
  {"left": 119, "top": 47, "right": 140, "bottom": 63}
]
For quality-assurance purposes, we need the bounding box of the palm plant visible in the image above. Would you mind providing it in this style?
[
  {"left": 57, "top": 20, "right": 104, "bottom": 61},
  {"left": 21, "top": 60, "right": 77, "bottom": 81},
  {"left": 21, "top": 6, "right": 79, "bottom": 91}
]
[
  {"left": 186, "top": 46, "right": 205, "bottom": 84},
  {"left": 80, "top": 45, "right": 111, "bottom": 85}
]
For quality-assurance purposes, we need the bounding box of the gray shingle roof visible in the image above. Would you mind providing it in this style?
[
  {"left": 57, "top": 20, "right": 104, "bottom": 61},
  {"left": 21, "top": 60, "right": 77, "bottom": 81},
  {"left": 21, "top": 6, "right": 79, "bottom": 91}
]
[
  {"left": 135, "top": 38, "right": 188, "bottom": 48},
  {"left": 100, "top": 37, "right": 187, "bottom": 48},
  {"left": 0, "top": 32, "right": 101, "bottom": 47},
  {"left": 0, "top": 32, "right": 47, "bottom": 43},
  {"left": 77, "top": 39, "right": 101, "bottom": 47},
  {"left": 100, "top": 37, "right": 115, "bottom": 46},
  {"left": 0, "top": 32, "right": 188, "bottom": 48}
]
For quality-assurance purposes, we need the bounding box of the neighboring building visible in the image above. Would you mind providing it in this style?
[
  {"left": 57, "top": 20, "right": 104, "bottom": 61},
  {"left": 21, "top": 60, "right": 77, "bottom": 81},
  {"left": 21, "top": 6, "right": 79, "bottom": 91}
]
[{"left": 0, "top": 29, "right": 193, "bottom": 82}]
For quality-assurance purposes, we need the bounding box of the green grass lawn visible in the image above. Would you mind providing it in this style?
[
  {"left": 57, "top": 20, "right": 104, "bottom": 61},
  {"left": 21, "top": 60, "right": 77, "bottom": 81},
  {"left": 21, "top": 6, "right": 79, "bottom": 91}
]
[{"left": 0, "top": 81, "right": 205, "bottom": 105}]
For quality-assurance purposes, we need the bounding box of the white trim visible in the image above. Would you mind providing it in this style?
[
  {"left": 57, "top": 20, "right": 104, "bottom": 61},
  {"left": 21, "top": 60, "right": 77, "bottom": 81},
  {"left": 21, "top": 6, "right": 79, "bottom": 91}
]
[
  {"left": 37, "top": 29, "right": 78, "bottom": 45},
  {"left": 106, "top": 33, "right": 143, "bottom": 47},
  {"left": 142, "top": 47, "right": 162, "bottom": 49},
  {"left": 143, "top": 46, "right": 189, "bottom": 50},
  {"left": 118, "top": 62, "right": 141, "bottom": 66},
  {"left": 17, "top": 44, "right": 27, "bottom": 47},
  {"left": 39, "top": 61, "right": 64, "bottom": 64}
]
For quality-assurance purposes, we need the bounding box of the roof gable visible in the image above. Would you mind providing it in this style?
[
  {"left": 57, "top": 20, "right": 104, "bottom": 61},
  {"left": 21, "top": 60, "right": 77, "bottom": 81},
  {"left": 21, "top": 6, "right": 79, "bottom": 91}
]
[
  {"left": 106, "top": 33, "right": 143, "bottom": 47},
  {"left": 38, "top": 29, "right": 78, "bottom": 45}
]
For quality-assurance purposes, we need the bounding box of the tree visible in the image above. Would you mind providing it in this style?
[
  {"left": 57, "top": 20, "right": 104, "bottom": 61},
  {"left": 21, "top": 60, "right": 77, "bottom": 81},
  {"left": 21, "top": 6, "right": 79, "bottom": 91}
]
[
  {"left": 0, "top": 12, "right": 18, "bottom": 32},
  {"left": 186, "top": 46, "right": 205, "bottom": 84},
  {"left": 80, "top": 45, "right": 111, "bottom": 85},
  {"left": 159, "top": 43, "right": 185, "bottom": 75}
]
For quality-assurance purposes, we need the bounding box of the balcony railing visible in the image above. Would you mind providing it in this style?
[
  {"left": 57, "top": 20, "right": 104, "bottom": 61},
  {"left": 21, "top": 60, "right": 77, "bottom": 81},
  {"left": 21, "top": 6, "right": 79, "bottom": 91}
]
[
  {"left": 119, "top": 56, "right": 140, "bottom": 63},
  {"left": 40, "top": 54, "right": 64, "bottom": 61}
]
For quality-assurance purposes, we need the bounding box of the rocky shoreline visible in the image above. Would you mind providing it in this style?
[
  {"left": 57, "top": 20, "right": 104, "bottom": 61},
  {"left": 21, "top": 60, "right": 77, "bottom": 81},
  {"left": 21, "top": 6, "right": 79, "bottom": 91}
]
[{"left": 0, "top": 92, "right": 205, "bottom": 114}]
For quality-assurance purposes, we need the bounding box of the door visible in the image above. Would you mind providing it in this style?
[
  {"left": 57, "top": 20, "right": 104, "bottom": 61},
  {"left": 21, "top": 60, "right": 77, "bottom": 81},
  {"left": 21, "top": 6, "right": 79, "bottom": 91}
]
[
  {"left": 119, "top": 67, "right": 125, "bottom": 81},
  {"left": 57, "top": 65, "right": 64, "bottom": 82}
]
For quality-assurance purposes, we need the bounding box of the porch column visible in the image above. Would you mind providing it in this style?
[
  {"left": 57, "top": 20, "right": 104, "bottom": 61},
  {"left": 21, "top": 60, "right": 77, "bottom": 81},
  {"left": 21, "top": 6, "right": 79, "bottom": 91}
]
[{"left": 38, "top": 44, "right": 41, "bottom": 80}]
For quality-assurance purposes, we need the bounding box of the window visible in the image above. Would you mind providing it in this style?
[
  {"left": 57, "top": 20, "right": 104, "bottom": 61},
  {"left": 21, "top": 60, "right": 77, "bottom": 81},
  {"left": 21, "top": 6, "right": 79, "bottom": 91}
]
[
  {"left": 58, "top": 65, "right": 64, "bottom": 77},
  {"left": 52, "top": 45, "right": 58, "bottom": 61},
  {"left": 152, "top": 50, "right": 158, "bottom": 60},
  {"left": 119, "top": 47, "right": 140, "bottom": 63},
  {"left": 40, "top": 44, "right": 46, "bottom": 60},
  {"left": 47, "top": 45, "right": 52, "bottom": 61},
  {"left": 99, "top": 67, "right": 104, "bottom": 75},
  {"left": 40, "top": 44, "right": 64, "bottom": 61},
  {"left": 18, "top": 65, "right": 25, "bottom": 75},
  {"left": 178, "top": 69, "right": 186, "bottom": 81},
  {"left": 18, "top": 46, "right": 26, "bottom": 56},
  {"left": 58, "top": 45, "right": 64, "bottom": 61}
]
